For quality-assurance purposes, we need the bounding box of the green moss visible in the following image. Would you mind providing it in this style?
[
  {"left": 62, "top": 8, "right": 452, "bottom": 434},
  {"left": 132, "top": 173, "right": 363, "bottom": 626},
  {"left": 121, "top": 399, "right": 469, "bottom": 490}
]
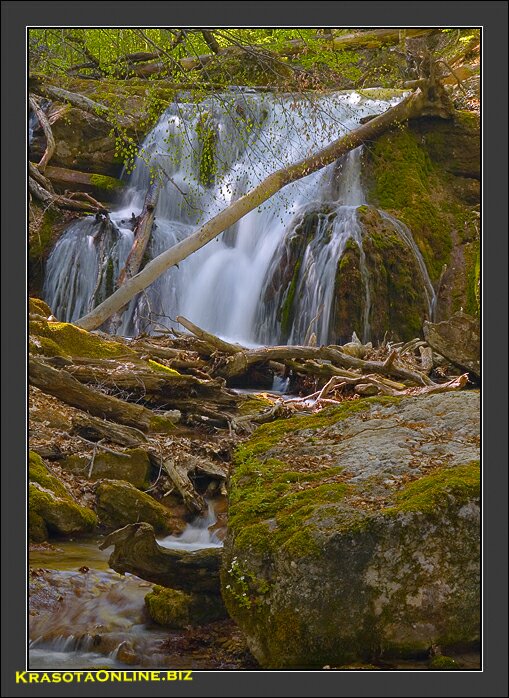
[
  {"left": 196, "top": 114, "right": 217, "bottom": 187},
  {"left": 29, "top": 454, "right": 98, "bottom": 540},
  {"left": 95, "top": 479, "right": 178, "bottom": 532},
  {"left": 29, "top": 297, "right": 52, "bottom": 317},
  {"left": 465, "top": 240, "right": 481, "bottom": 316},
  {"left": 280, "top": 259, "right": 301, "bottom": 339},
  {"left": 89, "top": 173, "right": 124, "bottom": 192},
  {"left": 145, "top": 586, "right": 225, "bottom": 627},
  {"left": 29, "top": 319, "right": 132, "bottom": 360},
  {"left": 29, "top": 451, "right": 68, "bottom": 498},
  {"left": 238, "top": 394, "right": 274, "bottom": 416},
  {"left": 429, "top": 655, "right": 459, "bottom": 670},
  {"left": 29, "top": 207, "right": 59, "bottom": 261},
  {"left": 366, "top": 127, "right": 452, "bottom": 281},
  {"left": 236, "top": 396, "right": 401, "bottom": 460},
  {"left": 229, "top": 397, "right": 401, "bottom": 559},
  {"left": 384, "top": 461, "right": 480, "bottom": 516},
  {"left": 147, "top": 359, "right": 181, "bottom": 377}
]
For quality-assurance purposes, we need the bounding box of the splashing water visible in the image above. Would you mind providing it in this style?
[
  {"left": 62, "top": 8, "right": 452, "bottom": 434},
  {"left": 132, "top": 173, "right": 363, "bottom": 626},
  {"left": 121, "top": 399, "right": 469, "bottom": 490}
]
[
  {"left": 157, "top": 500, "right": 224, "bottom": 552},
  {"left": 44, "top": 89, "right": 433, "bottom": 343}
]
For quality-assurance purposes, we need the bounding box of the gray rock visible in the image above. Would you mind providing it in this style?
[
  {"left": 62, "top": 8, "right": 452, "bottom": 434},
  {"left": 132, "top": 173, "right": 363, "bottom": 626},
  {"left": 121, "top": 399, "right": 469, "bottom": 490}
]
[
  {"left": 222, "top": 392, "right": 480, "bottom": 668},
  {"left": 424, "top": 312, "right": 480, "bottom": 377}
]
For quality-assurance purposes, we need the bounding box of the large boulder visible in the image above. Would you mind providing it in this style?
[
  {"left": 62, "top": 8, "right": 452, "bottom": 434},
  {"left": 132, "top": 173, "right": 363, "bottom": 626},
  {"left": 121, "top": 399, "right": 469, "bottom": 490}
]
[
  {"left": 29, "top": 451, "right": 97, "bottom": 541},
  {"left": 424, "top": 312, "right": 480, "bottom": 378},
  {"left": 222, "top": 392, "right": 480, "bottom": 668}
]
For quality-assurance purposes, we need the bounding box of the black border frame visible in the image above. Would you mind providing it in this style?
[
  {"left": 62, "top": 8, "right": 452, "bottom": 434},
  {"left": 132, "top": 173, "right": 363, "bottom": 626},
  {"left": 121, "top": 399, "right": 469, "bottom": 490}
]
[{"left": 2, "top": 2, "right": 507, "bottom": 696}]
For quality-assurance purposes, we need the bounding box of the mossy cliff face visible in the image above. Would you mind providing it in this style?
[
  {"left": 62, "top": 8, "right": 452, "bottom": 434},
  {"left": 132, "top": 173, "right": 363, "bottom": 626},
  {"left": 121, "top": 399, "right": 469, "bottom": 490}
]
[
  {"left": 362, "top": 113, "right": 480, "bottom": 320},
  {"left": 29, "top": 451, "right": 97, "bottom": 541},
  {"left": 222, "top": 392, "right": 480, "bottom": 668}
]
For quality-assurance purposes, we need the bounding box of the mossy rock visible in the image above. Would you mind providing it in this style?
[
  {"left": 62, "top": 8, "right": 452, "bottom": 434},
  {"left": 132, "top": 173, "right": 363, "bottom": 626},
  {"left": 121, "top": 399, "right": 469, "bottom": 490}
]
[
  {"left": 61, "top": 448, "right": 151, "bottom": 489},
  {"left": 29, "top": 317, "right": 134, "bottom": 360},
  {"left": 362, "top": 114, "right": 479, "bottom": 319},
  {"left": 222, "top": 392, "right": 480, "bottom": 668},
  {"left": 145, "top": 586, "right": 226, "bottom": 628},
  {"left": 95, "top": 479, "right": 183, "bottom": 534},
  {"left": 29, "top": 297, "right": 52, "bottom": 318},
  {"left": 429, "top": 655, "right": 460, "bottom": 670},
  {"left": 29, "top": 451, "right": 97, "bottom": 540}
]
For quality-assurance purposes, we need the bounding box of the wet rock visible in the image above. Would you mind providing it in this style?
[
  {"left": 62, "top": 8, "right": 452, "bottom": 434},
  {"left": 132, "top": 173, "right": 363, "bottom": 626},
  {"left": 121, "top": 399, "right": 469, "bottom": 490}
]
[
  {"left": 222, "top": 392, "right": 480, "bottom": 668},
  {"left": 29, "top": 452, "right": 97, "bottom": 541},
  {"left": 145, "top": 586, "right": 226, "bottom": 628},
  {"left": 100, "top": 522, "right": 221, "bottom": 594},
  {"left": 96, "top": 480, "right": 184, "bottom": 534},
  {"left": 424, "top": 312, "right": 480, "bottom": 378},
  {"left": 61, "top": 448, "right": 151, "bottom": 489}
]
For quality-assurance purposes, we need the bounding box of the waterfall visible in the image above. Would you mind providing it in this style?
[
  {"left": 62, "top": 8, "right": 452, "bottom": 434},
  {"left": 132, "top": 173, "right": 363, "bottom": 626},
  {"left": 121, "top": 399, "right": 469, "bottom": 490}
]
[{"left": 44, "top": 89, "right": 433, "bottom": 344}]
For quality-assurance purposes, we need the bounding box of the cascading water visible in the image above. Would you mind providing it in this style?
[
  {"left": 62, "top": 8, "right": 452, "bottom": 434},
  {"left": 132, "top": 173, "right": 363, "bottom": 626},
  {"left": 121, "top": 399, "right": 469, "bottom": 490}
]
[{"left": 44, "top": 89, "right": 434, "bottom": 344}]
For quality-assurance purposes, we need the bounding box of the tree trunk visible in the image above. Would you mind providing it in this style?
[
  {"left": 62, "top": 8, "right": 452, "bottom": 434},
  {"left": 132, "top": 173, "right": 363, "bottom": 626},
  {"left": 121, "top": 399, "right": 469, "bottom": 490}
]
[
  {"left": 29, "top": 357, "right": 176, "bottom": 433},
  {"left": 117, "top": 178, "right": 160, "bottom": 286},
  {"left": 217, "top": 344, "right": 434, "bottom": 386},
  {"left": 76, "top": 85, "right": 451, "bottom": 332},
  {"left": 29, "top": 175, "right": 107, "bottom": 213},
  {"left": 71, "top": 413, "right": 148, "bottom": 447},
  {"left": 29, "top": 95, "right": 55, "bottom": 172},
  {"left": 100, "top": 522, "right": 222, "bottom": 594},
  {"left": 162, "top": 458, "right": 207, "bottom": 515}
]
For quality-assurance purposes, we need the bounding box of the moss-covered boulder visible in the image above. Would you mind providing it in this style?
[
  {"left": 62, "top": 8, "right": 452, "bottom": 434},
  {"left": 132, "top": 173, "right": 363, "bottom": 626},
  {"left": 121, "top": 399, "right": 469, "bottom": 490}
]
[
  {"left": 96, "top": 479, "right": 184, "bottom": 534},
  {"left": 61, "top": 448, "right": 151, "bottom": 489},
  {"left": 29, "top": 451, "right": 97, "bottom": 541},
  {"left": 222, "top": 392, "right": 480, "bottom": 668},
  {"left": 29, "top": 297, "right": 52, "bottom": 318},
  {"left": 29, "top": 316, "right": 134, "bottom": 360},
  {"left": 145, "top": 586, "right": 226, "bottom": 628}
]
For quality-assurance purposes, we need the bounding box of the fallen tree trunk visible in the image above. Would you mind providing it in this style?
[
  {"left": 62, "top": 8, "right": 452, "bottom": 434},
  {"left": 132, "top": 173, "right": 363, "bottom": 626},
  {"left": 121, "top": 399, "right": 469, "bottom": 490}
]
[
  {"left": 29, "top": 357, "right": 176, "bottom": 433},
  {"left": 217, "top": 344, "right": 434, "bottom": 386},
  {"left": 76, "top": 83, "right": 453, "bottom": 332},
  {"left": 71, "top": 413, "right": 148, "bottom": 447},
  {"left": 117, "top": 177, "right": 160, "bottom": 286},
  {"left": 29, "top": 176, "right": 107, "bottom": 213},
  {"left": 162, "top": 458, "right": 207, "bottom": 515},
  {"left": 44, "top": 165, "right": 124, "bottom": 200},
  {"left": 176, "top": 315, "right": 244, "bottom": 354},
  {"left": 29, "top": 95, "right": 55, "bottom": 172},
  {"left": 35, "top": 84, "right": 110, "bottom": 120},
  {"left": 100, "top": 522, "right": 221, "bottom": 594}
]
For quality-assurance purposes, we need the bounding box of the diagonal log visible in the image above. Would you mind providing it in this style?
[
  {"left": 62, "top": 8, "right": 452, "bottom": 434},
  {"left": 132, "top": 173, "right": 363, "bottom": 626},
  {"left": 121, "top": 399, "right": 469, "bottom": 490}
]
[{"left": 75, "top": 83, "right": 453, "bottom": 332}]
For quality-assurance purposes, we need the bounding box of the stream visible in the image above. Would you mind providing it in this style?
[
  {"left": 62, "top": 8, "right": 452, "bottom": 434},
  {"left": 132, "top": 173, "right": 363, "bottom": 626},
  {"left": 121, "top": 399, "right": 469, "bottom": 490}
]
[{"left": 29, "top": 503, "right": 226, "bottom": 670}]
